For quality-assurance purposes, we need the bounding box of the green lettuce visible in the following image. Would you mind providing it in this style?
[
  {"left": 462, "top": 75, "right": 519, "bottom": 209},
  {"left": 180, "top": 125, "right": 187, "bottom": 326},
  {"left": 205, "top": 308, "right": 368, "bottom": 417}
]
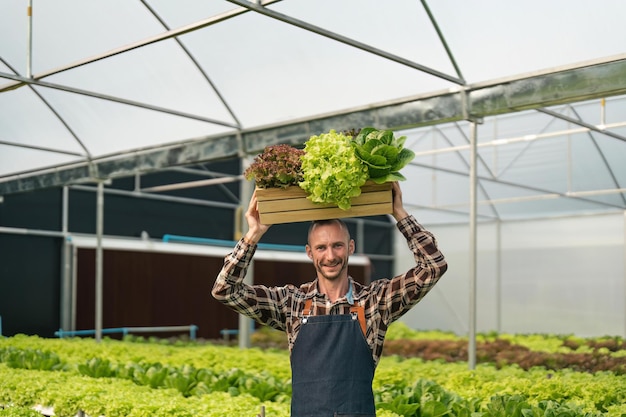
[
  {"left": 299, "top": 130, "right": 369, "bottom": 210},
  {"left": 351, "top": 127, "right": 415, "bottom": 183}
]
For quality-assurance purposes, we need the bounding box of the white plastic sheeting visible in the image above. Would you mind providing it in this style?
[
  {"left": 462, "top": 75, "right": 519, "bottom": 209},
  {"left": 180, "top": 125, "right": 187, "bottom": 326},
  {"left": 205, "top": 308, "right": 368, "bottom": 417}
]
[
  {"left": 1, "top": 1, "right": 626, "bottom": 340},
  {"left": 399, "top": 212, "right": 625, "bottom": 338}
]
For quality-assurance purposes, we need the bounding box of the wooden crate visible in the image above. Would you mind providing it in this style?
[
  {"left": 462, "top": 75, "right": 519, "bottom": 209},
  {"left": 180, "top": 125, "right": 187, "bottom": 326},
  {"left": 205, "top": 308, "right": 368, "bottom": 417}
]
[{"left": 255, "top": 182, "right": 392, "bottom": 225}]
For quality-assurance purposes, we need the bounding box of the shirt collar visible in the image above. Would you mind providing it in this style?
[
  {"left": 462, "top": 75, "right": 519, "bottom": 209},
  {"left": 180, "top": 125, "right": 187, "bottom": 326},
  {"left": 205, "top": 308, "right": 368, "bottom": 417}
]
[
  {"left": 345, "top": 278, "right": 355, "bottom": 304},
  {"left": 305, "top": 277, "right": 356, "bottom": 304}
]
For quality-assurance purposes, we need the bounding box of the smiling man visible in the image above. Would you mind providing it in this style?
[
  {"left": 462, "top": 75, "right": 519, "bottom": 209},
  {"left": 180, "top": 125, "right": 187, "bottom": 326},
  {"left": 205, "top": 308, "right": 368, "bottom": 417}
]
[{"left": 211, "top": 182, "right": 448, "bottom": 417}]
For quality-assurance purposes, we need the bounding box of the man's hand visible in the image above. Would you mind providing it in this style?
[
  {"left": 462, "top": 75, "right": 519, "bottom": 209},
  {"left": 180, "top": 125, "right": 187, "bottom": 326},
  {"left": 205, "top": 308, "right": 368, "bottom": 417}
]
[
  {"left": 392, "top": 182, "right": 409, "bottom": 222},
  {"left": 243, "top": 191, "right": 271, "bottom": 244}
]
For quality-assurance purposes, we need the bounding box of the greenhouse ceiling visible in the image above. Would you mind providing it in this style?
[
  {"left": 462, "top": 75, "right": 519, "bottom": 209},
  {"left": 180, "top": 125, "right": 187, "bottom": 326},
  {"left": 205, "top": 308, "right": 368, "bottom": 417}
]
[{"left": 1, "top": 0, "right": 626, "bottom": 224}]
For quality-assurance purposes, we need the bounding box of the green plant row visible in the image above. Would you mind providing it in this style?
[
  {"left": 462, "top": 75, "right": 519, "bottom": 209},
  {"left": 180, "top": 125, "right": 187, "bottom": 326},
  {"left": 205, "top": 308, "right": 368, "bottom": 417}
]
[
  {"left": 0, "top": 334, "right": 292, "bottom": 380},
  {"left": 0, "top": 346, "right": 290, "bottom": 402},
  {"left": 0, "top": 364, "right": 290, "bottom": 417},
  {"left": 384, "top": 323, "right": 626, "bottom": 356},
  {"left": 374, "top": 357, "right": 626, "bottom": 416},
  {"left": 2, "top": 363, "right": 615, "bottom": 417},
  {"left": 2, "top": 335, "right": 626, "bottom": 416}
]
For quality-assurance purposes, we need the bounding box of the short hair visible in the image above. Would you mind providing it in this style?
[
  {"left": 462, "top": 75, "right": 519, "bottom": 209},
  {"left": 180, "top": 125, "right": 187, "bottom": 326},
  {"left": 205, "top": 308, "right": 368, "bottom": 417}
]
[{"left": 307, "top": 219, "right": 351, "bottom": 245}]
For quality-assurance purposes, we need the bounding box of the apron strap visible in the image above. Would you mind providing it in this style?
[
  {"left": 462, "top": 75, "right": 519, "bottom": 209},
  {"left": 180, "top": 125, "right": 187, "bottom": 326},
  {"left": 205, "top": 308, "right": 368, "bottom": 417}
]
[
  {"left": 303, "top": 298, "right": 366, "bottom": 337},
  {"left": 303, "top": 298, "right": 314, "bottom": 316},
  {"left": 350, "top": 304, "right": 367, "bottom": 337}
]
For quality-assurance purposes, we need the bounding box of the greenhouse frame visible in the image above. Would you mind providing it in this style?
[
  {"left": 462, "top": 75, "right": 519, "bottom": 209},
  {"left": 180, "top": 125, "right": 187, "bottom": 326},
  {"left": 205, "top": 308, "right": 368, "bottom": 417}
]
[{"left": 1, "top": 1, "right": 625, "bottom": 367}]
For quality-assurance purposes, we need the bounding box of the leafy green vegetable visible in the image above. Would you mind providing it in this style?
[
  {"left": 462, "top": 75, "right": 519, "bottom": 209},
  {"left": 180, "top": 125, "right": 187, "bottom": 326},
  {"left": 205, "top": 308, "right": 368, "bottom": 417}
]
[
  {"left": 351, "top": 127, "right": 415, "bottom": 183},
  {"left": 299, "top": 129, "right": 369, "bottom": 210},
  {"left": 244, "top": 144, "right": 305, "bottom": 189},
  {"left": 1, "top": 334, "right": 626, "bottom": 417}
]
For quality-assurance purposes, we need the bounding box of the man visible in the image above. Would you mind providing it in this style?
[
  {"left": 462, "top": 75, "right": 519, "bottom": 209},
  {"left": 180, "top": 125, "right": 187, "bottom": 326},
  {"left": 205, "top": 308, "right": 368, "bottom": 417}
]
[{"left": 212, "top": 182, "right": 447, "bottom": 416}]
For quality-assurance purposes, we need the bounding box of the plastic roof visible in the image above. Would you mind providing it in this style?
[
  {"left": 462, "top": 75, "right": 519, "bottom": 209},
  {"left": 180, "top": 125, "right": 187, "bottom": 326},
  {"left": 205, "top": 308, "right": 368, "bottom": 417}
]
[{"left": 1, "top": 0, "right": 626, "bottom": 224}]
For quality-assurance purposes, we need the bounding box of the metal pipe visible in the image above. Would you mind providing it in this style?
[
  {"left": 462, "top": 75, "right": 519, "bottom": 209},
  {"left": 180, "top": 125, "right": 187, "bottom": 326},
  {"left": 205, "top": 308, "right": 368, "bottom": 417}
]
[
  {"left": 60, "top": 187, "right": 72, "bottom": 331},
  {"left": 420, "top": 0, "right": 465, "bottom": 82},
  {"left": 239, "top": 161, "right": 254, "bottom": 349},
  {"left": 55, "top": 325, "right": 198, "bottom": 340},
  {"left": 496, "top": 220, "right": 502, "bottom": 332},
  {"left": 26, "top": 0, "right": 33, "bottom": 78},
  {"left": 355, "top": 219, "right": 365, "bottom": 254},
  {"left": 468, "top": 121, "right": 478, "bottom": 370},
  {"left": 0, "top": 226, "right": 65, "bottom": 237},
  {"left": 226, "top": 0, "right": 465, "bottom": 85},
  {"left": 2, "top": 0, "right": 285, "bottom": 92},
  {"left": 71, "top": 244, "right": 78, "bottom": 332},
  {"left": 69, "top": 184, "right": 239, "bottom": 210},
  {"left": 140, "top": 175, "right": 244, "bottom": 192},
  {"left": 413, "top": 120, "right": 626, "bottom": 158},
  {"left": 95, "top": 181, "right": 104, "bottom": 342}
]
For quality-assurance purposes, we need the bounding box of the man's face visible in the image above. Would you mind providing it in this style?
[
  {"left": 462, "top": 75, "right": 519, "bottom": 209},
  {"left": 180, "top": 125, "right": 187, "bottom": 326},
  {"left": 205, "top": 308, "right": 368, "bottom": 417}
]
[{"left": 305, "top": 222, "right": 354, "bottom": 282}]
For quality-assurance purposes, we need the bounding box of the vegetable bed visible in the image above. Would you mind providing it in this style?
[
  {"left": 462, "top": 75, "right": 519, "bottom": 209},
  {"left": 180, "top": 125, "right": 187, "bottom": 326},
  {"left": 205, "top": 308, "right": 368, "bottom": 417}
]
[{"left": 1, "top": 324, "right": 625, "bottom": 417}]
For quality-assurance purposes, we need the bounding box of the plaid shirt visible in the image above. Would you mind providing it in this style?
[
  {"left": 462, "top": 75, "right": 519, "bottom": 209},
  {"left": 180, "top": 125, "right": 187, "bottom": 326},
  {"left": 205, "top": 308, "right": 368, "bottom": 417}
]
[{"left": 212, "top": 215, "right": 447, "bottom": 366}]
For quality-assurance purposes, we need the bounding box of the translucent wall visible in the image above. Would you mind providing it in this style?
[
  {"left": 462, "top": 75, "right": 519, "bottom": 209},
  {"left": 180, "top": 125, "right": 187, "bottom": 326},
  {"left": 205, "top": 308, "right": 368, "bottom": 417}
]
[{"left": 397, "top": 212, "right": 625, "bottom": 337}]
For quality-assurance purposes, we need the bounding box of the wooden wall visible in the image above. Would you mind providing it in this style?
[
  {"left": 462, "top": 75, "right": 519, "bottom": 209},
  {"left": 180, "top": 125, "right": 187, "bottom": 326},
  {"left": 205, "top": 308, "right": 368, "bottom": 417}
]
[{"left": 75, "top": 248, "right": 369, "bottom": 340}]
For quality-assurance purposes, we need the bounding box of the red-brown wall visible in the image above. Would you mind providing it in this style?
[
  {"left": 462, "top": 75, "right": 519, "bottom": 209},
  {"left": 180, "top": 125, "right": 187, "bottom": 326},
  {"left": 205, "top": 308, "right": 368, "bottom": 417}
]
[{"left": 76, "top": 248, "right": 369, "bottom": 340}]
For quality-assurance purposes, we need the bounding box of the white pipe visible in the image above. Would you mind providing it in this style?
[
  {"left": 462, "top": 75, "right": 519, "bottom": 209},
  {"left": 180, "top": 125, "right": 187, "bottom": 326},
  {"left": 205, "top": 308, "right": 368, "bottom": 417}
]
[
  {"left": 60, "top": 186, "right": 71, "bottom": 331},
  {"left": 141, "top": 175, "right": 244, "bottom": 192},
  {"left": 26, "top": 0, "right": 33, "bottom": 78},
  {"left": 95, "top": 181, "right": 104, "bottom": 342},
  {"left": 496, "top": 220, "right": 502, "bottom": 332},
  {"left": 71, "top": 244, "right": 78, "bottom": 332},
  {"left": 413, "top": 120, "right": 626, "bottom": 158},
  {"left": 468, "top": 121, "right": 478, "bottom": 370},
  {"left": 238, "top": 160, "right": 254, "bottom": 349}
]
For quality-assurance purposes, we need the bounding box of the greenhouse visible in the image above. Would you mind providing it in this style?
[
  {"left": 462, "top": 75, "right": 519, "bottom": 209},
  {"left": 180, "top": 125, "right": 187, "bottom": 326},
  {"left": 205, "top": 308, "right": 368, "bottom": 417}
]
[{"left": 1, "top": 0, "right": 626, "bottom": 362}]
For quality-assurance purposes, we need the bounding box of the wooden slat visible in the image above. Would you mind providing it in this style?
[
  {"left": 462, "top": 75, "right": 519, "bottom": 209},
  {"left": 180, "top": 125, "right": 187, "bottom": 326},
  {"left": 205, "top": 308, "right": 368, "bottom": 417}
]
[{"left": 256, "top": 182, "right": 392, "bottom": 224}]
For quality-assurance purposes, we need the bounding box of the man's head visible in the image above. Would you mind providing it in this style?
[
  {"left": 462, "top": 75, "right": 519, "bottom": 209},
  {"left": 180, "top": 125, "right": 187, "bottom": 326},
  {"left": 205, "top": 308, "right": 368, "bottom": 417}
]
[{"left": 305, "top": 219, "right": 354, "bottom": 282}]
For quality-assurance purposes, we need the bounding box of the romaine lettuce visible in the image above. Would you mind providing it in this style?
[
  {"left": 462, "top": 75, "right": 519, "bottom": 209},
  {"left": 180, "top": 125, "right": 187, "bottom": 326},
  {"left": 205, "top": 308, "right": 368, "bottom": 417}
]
[{"left": 351, "top": 127, "right": 415, "bottom": 183}]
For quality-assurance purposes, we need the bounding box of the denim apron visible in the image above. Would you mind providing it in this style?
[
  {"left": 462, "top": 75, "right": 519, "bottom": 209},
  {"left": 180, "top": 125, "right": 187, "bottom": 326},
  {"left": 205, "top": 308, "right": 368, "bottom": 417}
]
[{"left": 290, "top": 298, "right": 376, "bottom": 417}]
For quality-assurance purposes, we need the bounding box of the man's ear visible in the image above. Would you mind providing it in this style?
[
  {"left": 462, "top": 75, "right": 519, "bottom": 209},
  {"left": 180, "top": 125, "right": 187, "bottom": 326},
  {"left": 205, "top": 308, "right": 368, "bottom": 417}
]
[
  {"left": 305, "top": 244, "right": 313, "bottom": 259},
  {"left": 349, "top": 239, "right": 355, "bottom": 255}
]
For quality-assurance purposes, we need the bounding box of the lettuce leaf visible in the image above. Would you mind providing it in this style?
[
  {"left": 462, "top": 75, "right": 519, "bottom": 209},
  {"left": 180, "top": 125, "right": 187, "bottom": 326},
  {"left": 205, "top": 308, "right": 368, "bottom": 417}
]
[
  {"left": 299, "top": 130, "right": 369, "bottom": 210},
  {"left": 351, "top": 127, "right": 415, "bottom": 183}
]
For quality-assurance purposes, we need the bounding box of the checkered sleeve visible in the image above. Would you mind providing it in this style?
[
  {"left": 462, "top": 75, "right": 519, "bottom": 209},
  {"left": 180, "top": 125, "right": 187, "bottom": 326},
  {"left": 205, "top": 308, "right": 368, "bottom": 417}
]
[
  {"left": 376, "top": 215, "right": 448, "bottom": 324},
  {"left": 211, "top": 238, "right": 289, "bottom": 331}
]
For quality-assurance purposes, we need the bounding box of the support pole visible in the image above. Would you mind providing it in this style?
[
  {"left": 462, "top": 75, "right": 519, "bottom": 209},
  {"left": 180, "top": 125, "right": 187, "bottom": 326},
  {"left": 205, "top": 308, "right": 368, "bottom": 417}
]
[
  {"left": 468, "top": 121, "right": 478, "bottom": 370},
  {"left": 60, "top": 186, "right": 72, "bottom": 331},
  {"left": 238, "top": 159, "right": 254, "bottom": 349},
  {"left": 95, "top": 181, "right": 104, "bottom": 342},
  {"left": 496, "top": 220, "right": 502, "bottom": 333},
  {"left": 26, "top": 0, "right": 33, "bottom": 78}
]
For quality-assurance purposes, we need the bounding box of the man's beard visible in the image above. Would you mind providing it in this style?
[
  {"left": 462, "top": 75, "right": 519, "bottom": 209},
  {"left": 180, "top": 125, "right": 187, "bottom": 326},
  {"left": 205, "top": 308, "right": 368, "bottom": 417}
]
[{"left": 316, "top": 258, "right": 348, "bottom": 281}]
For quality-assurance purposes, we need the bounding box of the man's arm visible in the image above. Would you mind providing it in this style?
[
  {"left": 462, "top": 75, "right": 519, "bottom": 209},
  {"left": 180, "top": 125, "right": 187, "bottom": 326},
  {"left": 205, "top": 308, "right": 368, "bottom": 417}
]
[
  {"left": 211, "top": 192, "right": 288, "bottom": 330},
  {"left": 375, "top": 183, "right": 448, "bottom": 323},
  {"left": 211, "top": 237, "right": 289, "bottom": 331}
]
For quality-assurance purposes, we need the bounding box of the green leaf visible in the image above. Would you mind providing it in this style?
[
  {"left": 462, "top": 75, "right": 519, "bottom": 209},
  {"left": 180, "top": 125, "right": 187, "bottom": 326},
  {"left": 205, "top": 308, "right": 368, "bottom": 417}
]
[
  {"left": 300, "top": 130, "right": 369, "bottom": 209},
  {"left": 421, "top": 400, "right": 450, "bottom": 417},
  {"left": 350, "top": 127, "right": 414, "bottom": 182},
  {"left": 390, "top": 148, "right": 415, "bottom": 171}
]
